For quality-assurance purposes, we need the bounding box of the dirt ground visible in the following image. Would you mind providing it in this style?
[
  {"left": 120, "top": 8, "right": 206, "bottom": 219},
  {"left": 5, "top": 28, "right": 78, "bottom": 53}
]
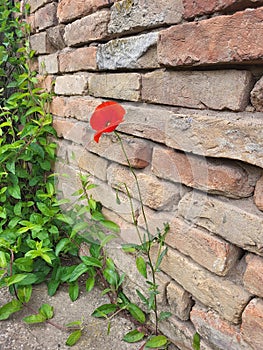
[{"left": 0, "top": 283, "right": 178, "bottom": 350}]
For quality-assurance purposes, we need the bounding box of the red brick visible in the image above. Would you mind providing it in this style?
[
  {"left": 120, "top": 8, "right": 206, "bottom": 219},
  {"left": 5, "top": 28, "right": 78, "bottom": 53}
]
[
  {"left": 64, "top": 10, "right": 110, "bottom": 47},
  {"left": 58, "top": 0, "right": 109, "bottom": 23},
  {"left": 243, "top": 254, "right": 263, "bottom": 297},
  {"left": 59, "top": 47, "right": 97, "bottom": 72},
  {"left": 142, "top": 69, "right": 252, "bottom": 111},
  {"left": 182, "top": 0, "right": 263, "bottom": 18},
  {"left": 34, "top": 2, "right": 58, "bottom": 31},
  {"left": 152, "top": 147, "right": 255, "bottom": 198},
  {"left": 191, "top": 304, "right": 253, "bottom": 350},
  {"left": 36, "top": 75, "right": 55, "bottom": 93},
  {"left": 241, "top": 298, "right": 263, "bottom": 349},
  {"left": 158, "top": 8, "right": 263, "bottom": 67},
  {"left": 254, "top": 175, "right": 263, "bottom": 211},
  {"left": 166, "top": 217, "right": 241, "bottom": 276}
]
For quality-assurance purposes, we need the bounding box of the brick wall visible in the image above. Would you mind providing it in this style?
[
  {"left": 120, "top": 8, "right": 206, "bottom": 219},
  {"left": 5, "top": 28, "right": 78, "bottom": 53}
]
[{"left": 27, "top": 1, "right": 263, "bottom": 349}]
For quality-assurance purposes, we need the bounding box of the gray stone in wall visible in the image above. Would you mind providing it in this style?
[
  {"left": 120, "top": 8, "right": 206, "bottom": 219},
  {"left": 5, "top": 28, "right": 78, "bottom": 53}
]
[
  {"left": 251, "top": 76, "right": 263, "bottom": 112},
  {"left": 108, "top": 0, "right": 183, "bottom": 34},
  {"left": 97, "top": 32, "right": 159, "bottom": 70}
]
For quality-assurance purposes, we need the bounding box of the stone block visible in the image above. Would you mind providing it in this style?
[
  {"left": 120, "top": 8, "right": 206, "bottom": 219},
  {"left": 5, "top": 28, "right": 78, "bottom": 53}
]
[
  {"left": 30, "top": 32, "right": 54, "bottom": 55},
  {"left": 28, "top": 0, "right": 53, "bottom": 13},
  {"left": 97, "top": 32, "right": 159, "bottom": 70},
  {"left": 178, "top": 191, "right": 263, "bottom": 256},
  {"left": 89, "top": 73, "right": 141, "bottom": 101},
  {"left": 142, "top": 69, "right": 253, "bottom": 111},
  {"left": 46, "top": 25, "right": 66, "bottom": 50},
  {"left": 251, "top": 76, "right": 263, "bottom": 112},
  {"left": 108, "top": 0, "right": 183, "bottom": 34},
  {"left": 158, "top": 7, "right": 263, "bottom": 67},
  {"left": 64, "top": 10, "right": 110, "bottom": 47}
]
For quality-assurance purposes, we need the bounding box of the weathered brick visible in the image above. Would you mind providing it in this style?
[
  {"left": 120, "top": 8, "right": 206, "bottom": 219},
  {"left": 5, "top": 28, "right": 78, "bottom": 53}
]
[
  {"left": 30, "top": 32, "right": 54, "bottom": 55},
  {"left": 87, "top": 133, "right": 152, "bottom": 169},
  {"left": 158, "top": 316, "right": 211, "bottom": 350},
  {"left": 27, "top": 14, "right": 36, "bottom": 33},
  {"left": 52, "top": 117, "right": 89, "bottom": 146},
  {"left": 46, "top": 25, "right": 66, "bottom": 51},
  {"left": 166, "top": 217, "right": 241, "bottom": 276},
  {"left": 108, "top": 0, "right": 183, "bottom": 34},
  {"left": 191, "top": 304, "right": 253, "bottom": 350},
  {"left": 166, "top": 280, "right": 194, "bottom": 321},
  {"left": 97, "top": 32, "right": 159, "bottom": 70},
  {"left": 89, "top": 73, "right": 141, "bottom": 101},
  {"left": 54, "top": 74, "right": 89, "bottom": 95},
  {"left": 28, "top": 0, "right": 53, "bottom": 13},
  {"left": 64, "top": 10, "right": 110, "bottom": 47},
  {"left": 182, "top": 0, "right": 263, "bottom": 18},
  {"left": 59, "top": 47, "right": 97, "bottom": 73},
  {"left": 254, "top": 175, "right": 263, "bottom": 211},
  {"left": 178, "top": 191, "right": 263, "bottom": 256},
  {"left": 155, "top": 247, "right": 251, "bottom": 323},
  {"left": 107, "top": 164, "right": 182, "bottom": 210},
  {"left": 241, "top": 298, "right": 263, "bottom": 349},
  {"left": 243, "top": 254, "right": 263, "bottom": 298},
  {"left": 38, "top": 54, "right": 58, "bottom": 74},
  {"left": 58, "top": 0, "right": 109, "bottom": 23},
  {"left": 142, "top": 69, "right": 252, "bottom": 111},
  {"left": 34, "top": 2, "right": 58, "bottom": 31},
  {"left": 165, "top": 110, "right": 263, "bottom": 168},
  {"left": 51, "top": 96, "right": 103, "bottom": 121},
  {"left": 36, "top": 75, "right": 54, "bottom": 93},
  {"left": 158, "top": 8, "right": 263, "bottom": 67},
  {"left": 251, "top": 76, "right": 263, "bottom": 112},
  {"left": 152, "top": 147, "right": 256, "bottom": 198}
]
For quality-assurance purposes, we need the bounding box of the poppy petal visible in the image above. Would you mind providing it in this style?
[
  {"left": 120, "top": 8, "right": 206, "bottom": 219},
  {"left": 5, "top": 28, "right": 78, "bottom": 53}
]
[
  {"left": 90, "top": 101, "right": 125, "bottom": 131},
  {"left": 93, "top": 121, "right": 123, "bottom": 143}
]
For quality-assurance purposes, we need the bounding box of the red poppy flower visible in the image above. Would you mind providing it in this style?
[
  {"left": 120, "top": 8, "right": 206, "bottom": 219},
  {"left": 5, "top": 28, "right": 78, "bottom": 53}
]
[{"left": 90, "top": 101, "right": 126, "bottom": 143}]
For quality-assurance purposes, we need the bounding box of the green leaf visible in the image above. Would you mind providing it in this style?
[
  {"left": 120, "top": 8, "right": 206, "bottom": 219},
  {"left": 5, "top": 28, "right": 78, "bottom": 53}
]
[
  {"left": 90, "top": 244, "right": 101, "bottom": 258},
  {"left": 47, "top": 280, "right": 60, "bottom": 296},
  {"left": 80, "top": 256, "right": 102, "bottom": 268},
  {"left": 14, "top": 257, "right": 33, "bottom": 272},
  {"left": 0, "top": 251, "right": 7, "bottom": 268},
  {"left": 192, "top": 332, "right": 201, "bottom": 350},
  {"left": 100, "top": 220, "right": 120, "bottom": 233},
  {"left": 91, "top": 304, "right": 118, "bottom": 318},
  {"left": 0, "top": 299, "right": 22, "bottom": 320},
  {"left": 136, "top": 289, "right": 148, "bottom": 305},
  {"left": 103, "top": 268, "right": 119, "bottom": 287},
  {"left": 66, "top": 329, "right": 82, "bottom": 346},
  {"left": 100, "top": 234, "right": 116, "bottom": 247},
  {"left": 5, "top": 273, "right": 27, "bottom": 286},
  {"left": 17, "top": 285, "right": 32, "bottom": 303},
  {"left": 122, "top": 244, "right": 137, "bottom": 253},
  {"left": 123, "top": 329, "right": 145, "bottom": 343},
  {"left": 8, "top": 184, "right": 21, "bottom": 199},
  {"left": 85, "top": 276, "right": 95, "bottom": 292},
  {"left": 23, "top": 313, "right": 46, "bottom": 324},
  {"left": 39, "top": 304, "right": 54, "bottom": 319},
  {"left": 69, "top": 282, "right": 79, "bottom": 302},
  {"left": 68, "top": 263, "right": 89, "bottom": 283},
  {"left": 136, "top": 256, "right": 147, "bottom": 278},
  {"left": 55, "top": 238, "right": 71, "bottom": 256},
  {"left": 127, "top": 303, "right": 146, "bottom": 324},
  {"left": 145, "top": 335, "right": 168, "bottom": 348},
  {"left": 159, "top": 311, "right": 172, "bottom": 321},
  {"left": 55, "top": 214, "right": 74, "bottom": 225}
]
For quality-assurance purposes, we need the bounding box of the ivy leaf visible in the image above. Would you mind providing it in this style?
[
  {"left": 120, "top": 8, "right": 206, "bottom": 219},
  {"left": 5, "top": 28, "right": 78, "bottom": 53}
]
[
  {"left": 123, "top": 329, "right": 145, "bottom": 343},
  {"left": 66, "top": 329, "right": 82, "bottom": 346},
  {"left": 85, "top": 276, "right": 95, "bottom": 292},
  {"left": 5, "top": 274, "right": 27, "bottom": 286},
  {"left": 0, "top": 251, "right": 7, "bottom": 268},
  {"left": 127, "top": 303, "right": 146, "bottom": 324},
  {"left": 17, "top": 285, "right": 32, "bottom": 303},
  {"left": 145, "top": 335, "right": 168, "bottom": 348},
  {"left": 0, "top": 299, "right": 23, "bottom": 320},
  {"left": 23, "top": 313, "right": 46, "bottom": 324},
  {"left": 80, "top": 256, "right": 102, "bottom": 268},
  {"left": 136, "top": 256, "right": 147, "bottom": 278},
  {"left": 8, "top": 184, "right": 21, "bottom": 199},
  {"left": 68, "top": 263, "right": 89, "bottom": 283}
]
